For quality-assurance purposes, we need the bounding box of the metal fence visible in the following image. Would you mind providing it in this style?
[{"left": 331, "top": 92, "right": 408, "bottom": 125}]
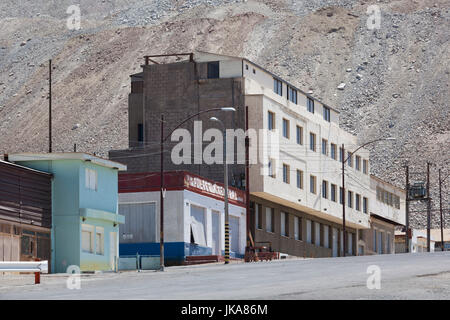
[{"left": 118, "top": 254, "right": 160, "bottom": 271}]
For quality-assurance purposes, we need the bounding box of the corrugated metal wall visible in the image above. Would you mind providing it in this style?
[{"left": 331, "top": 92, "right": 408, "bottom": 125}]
[
  {"left": 0, "top": 162, "right": 52, "bottom": 228},
  {"left": 119, "top": 203, "right": 157, "bottom": 243}
]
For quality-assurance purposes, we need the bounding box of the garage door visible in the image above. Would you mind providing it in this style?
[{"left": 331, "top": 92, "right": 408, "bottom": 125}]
[{"left": 119, "top": 203, "right": 157, "bottom": 243}]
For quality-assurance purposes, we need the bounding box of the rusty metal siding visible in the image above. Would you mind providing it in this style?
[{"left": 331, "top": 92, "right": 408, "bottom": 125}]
[{"left": 0, "top": 162, "right": 52, "bottom": 228}]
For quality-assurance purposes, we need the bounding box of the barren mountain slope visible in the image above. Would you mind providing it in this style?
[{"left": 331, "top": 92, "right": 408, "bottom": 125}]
[{"left": 0, "top": 0, "right": 449, "bottom": 228}]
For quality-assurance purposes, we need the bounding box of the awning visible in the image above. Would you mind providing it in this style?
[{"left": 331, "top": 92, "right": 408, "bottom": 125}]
[{"left": 79, "top": 208, "right": 125, "bottom": 224}]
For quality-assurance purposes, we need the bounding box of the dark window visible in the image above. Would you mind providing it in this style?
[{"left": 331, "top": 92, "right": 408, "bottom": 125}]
[
  {"left": 322, "top": 180, "right": 328, "bottom": 199},
  {"left": 297, "top": 170, "right": 303, "bottom": 189},
  {"left": 138, "top": 123, "right": 143, "bottom": 142},
  {"left": 274, "top": 78, "right": 283, "bottom": 96},
  {"left": 331, "top": 184, "right": 337, "bottom": 202},
  {"left": 323, "top": 106, "right": 331, "bottom": 122},
  {"left": 288, "top": 86, "right": 297, "bottom": 104},
  {"left": 282, "top": 119, "right": 289, "bottom": 138},
  {"left": 331, "top": 143, "right": 337, "bottom": 160},
  {"left": 268, "top": 111, "right": 275, "bottom": 130},
  {"left": 207, "top": 61, "right": 220, "bottom": 79},
  {"left": 339, "top": 147, "right": 344, "bottom": 163},
  {"left": 307, "top": 97, "right": 315, "bottom": 113},
  {"left": 356, "top": 194, "right": 361, "bottom": 211},
  {"left": 348, "top": 191, "right": 353, "bottom": 208},
  {"left": 340, "top": 187, "right": 344, "bottom": 204},
  {"left": 296, "top": 126, "right": 303, "bottom": 145},
  {"left": 310, "top": 133, "right": 316, "bottom": 152},
  {"left": 363, "top": 197, "right": 368, "bottom": 214},
  {"left": 322, "top": 139, "right": 328, "bottom": 155}
]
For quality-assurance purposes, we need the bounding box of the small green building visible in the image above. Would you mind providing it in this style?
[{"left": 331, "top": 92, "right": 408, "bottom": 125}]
[{"left": 9, "top": 153, "right": 126, "bottom": 273}]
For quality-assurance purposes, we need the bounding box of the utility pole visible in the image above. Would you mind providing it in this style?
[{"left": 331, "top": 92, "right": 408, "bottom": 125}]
[
  {"left": 245, "top": 106, "right": 250, "bottom": 256},
  {"left": 426, "top": 162, "right": 431, "bottom": 252},
  {"left": 48, "top": 59, "right": 52, "bottom": 153},
  {"left": 439, "top": 169, "right": 443, "bottom": 251},
  {"left": 405, "top": 165, "right": 410, "bottom": 253},
  {"left": 160, "top": 114, "right": 165, "bottom": 271},
  {"left": 342, "top": 143, "right": 346, "bottom": 257}
]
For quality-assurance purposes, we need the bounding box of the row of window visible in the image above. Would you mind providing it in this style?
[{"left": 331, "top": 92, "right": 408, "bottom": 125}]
[
  {"left": 253, "top": 203, "right": 355, "bottom": 254},
  {"left": 376, "top": 187, "right": 401, "bottom": 209},
  {"left": 269, "top": 110, "right": 369, "bottom": 175},
  {"left": 273, "top": 78, "right": 331, "bottom": 122},
  {"left": 274, "top": 162, "right": 369, "bottom": 214}
]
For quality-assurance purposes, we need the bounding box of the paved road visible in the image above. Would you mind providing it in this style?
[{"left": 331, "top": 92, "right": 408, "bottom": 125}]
[{"left": 1, "top": 252, "right": 450, "bottom": 299}]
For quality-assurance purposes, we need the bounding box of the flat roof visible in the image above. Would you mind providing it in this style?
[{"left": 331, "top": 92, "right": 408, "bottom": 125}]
[
  {"left": 195, "top": 50, "right": 340, "bottom": 114},
  {"left": 8, "top": 152, "right": 127, "bottom": 171}
]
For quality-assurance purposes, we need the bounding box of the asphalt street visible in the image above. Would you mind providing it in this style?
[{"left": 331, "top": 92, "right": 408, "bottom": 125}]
[{"left": 1, "top": 252, "right": 449, "bottom": 299}]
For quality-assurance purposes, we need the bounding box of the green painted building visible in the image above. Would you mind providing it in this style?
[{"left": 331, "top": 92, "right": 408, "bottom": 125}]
[{"left": 9, "top": 153, "right": 126, "bottom": 273}]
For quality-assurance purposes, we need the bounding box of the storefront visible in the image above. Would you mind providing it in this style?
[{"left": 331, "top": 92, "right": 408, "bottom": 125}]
[{"left": 118, "top": 171, "right": 247, "bottom": 265}]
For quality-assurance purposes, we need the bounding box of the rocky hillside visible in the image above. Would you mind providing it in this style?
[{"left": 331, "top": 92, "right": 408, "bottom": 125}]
[{"left": 0, "top": 0, "right": 448, "bottom": 228}]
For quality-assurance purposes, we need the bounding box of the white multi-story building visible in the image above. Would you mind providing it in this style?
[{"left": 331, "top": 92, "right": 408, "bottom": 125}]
[{"left": 111, "top": 51, "right": 405, "bottom": 259}]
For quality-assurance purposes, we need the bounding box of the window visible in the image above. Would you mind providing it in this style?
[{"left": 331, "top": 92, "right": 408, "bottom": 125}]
[
  {"left": 294, "top": 216, "right": 301, "bottom": 240},
  {"left": 363, "top": 159, "right": 369, "bottom": 174},
  {"left": 323, "top": 106, "right": 331, "bottom": 122},
  {"left": 281, "top": 212, "right": 289, "bottom": 237},
  {"left": 255, "top": 203, "right": 262, "bottom": 229},
  {"left": 266, "top": 207, "right": 274, "bottom": 233},
  {"left": 207, "top": 61, "right": 219, "bottom": 79},
  {"left": 331, "top": 143, "right": 337, "bottom": 160},
  {"left": 307, "top": 97, "right": 314, "bottom": 113},
  {"left": 395, "top": 195, "right": 400, "bottom": 209},
  {"left": 355, "top": 194, "right": 361, "bottom": 211},
  {"left": 282, "top": 118, "right": 290, "bottom": 138},
  {"left": 373, "top": 229, "right": 377, "bottom": 252},
  {"left": 296, "top": 126, "right": 303, "bottom": 145},
  {"left": 268, "top": 158, "right": 275, "bottom": 178},
  {"left": 310, "top": 175, "right": 317, "bottom": 194},
  {"left": 82, "top": 224, "right": 94, "bottom": 253},
  {"left": 355, "top": 155, "right": 361, "bottom": 171},
  {"left": 296, "top": 170, "right": 303, "bottom": 189},
  {"left": 363, "top": 197, "right": 368, "bottom": 214},
  {"left": 331, "top": 184, "right": 337, "bottom": 202},
  {"left": 96, "top": 227, "right": 104, "bottom": 255},
  {"left": 323, "top": 225, "right": 330, "bottom": 248},
  {"left": 322, "top": 180, "right": 328, "bottom": 199},
  {"left": 340, "top": 187, "right": 344, "bottom": 204},
  {"left": 245, "top": 64, "right": 249, "bottom": 70},
  {"left": 306, "top": 220, "right": 312, "bottom": 243},
  {"left": 347, "top": 152, "right": 353, "bottom": 167},
  {"left": 85, "top": 168, "right": 97, "bottom": 191},
  {"left": 314, "top": 222, "right": 321, "bottom": 246},
  {"left": 138, "top": 123, "right": 143, "bottom": 143},
  {"left": 274, "top": 78, "right": 282, "bottom": 96},
  {"left": 268, "top": 111, "right": 275, "bottom": 131},
  {"left": 322, "top": 139, "right": 328, "bottom": 155},
  {"left": 309, "top": 133, "right": 316, "bottom": 152},
  {"left": 339, "top": 147, "right": 344, "bottom": 163},
  {"left": 348, "top": 191, "right": 353, "bottom": 208},
  {"left": 287, "top": 86, "right": 297, "bottom": 104},
  {"left": 283, "top": 163, "right": 290, "bottom": 184}
]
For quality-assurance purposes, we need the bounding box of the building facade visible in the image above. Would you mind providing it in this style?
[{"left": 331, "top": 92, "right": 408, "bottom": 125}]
[
  {"left": 118, "top": 171, "right": 246, "bottom": 265},
  {"left": 0, "top": 159, "right": 52, "bottom": 264},
  {"left": 110, "top": 51, "right": 403, "bottom": 259},
  {"left": 358, "top": 175, "right": 406, "bottom": 255},
  {"left": 9, "top": 153, "right": 126, "bottom": 273}
]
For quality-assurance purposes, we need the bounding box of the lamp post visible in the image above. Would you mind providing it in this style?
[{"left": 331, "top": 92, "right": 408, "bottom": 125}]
[
  {"left": 159, "top": 107, "right": 236, "bottom": 271},
  {"left": 209, "top": 116, "right": 231, "bottom": 264},
  {"left": 341, "top": 137, "right": 395, "bottom": 257}
]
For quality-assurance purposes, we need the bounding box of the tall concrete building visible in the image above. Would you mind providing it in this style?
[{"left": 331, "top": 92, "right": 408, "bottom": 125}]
[{"left": 110, "top": 51, "right": 404, "bottom": 258}]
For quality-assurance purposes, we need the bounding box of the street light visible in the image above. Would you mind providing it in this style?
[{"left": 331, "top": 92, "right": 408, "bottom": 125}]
[
  {"left": 159, "top": 107, "right": 236, "bottom": 271},
  {"left": 209, "top": 116, "right": 231, "bottom": 264},
  {"left": 341, "top": 137, "right": 395, "bottom": 257}
]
